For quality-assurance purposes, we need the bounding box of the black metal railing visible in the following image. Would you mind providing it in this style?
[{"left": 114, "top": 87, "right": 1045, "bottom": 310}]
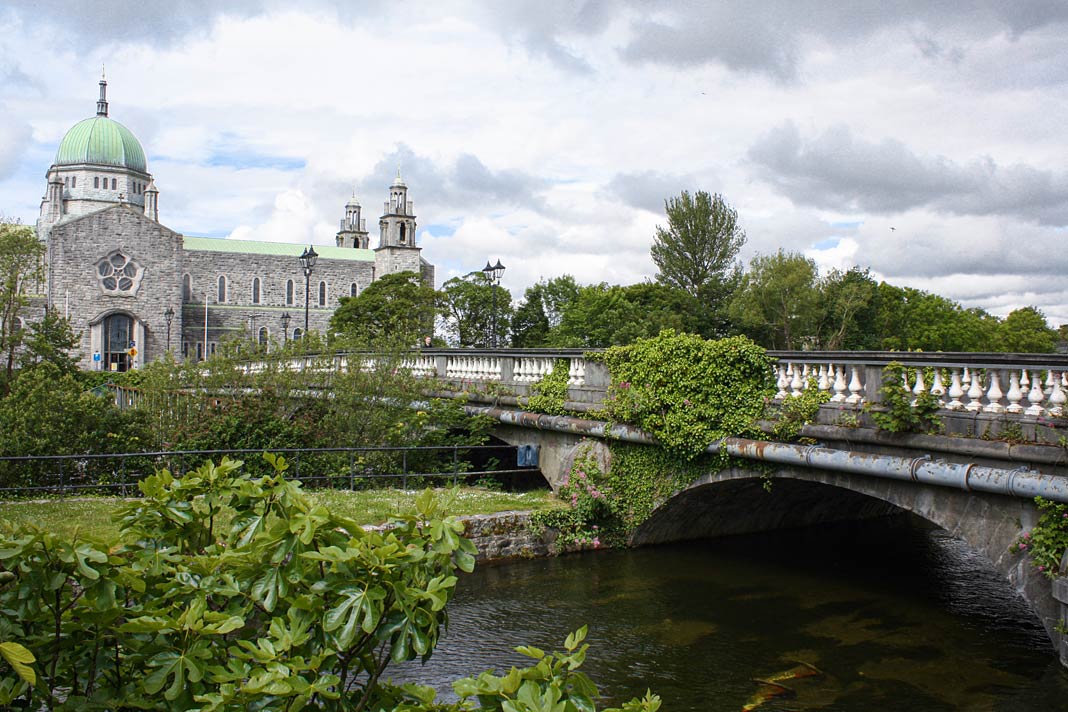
[{"left": 0, "top": 444, "right": 534, "bottom": 498}]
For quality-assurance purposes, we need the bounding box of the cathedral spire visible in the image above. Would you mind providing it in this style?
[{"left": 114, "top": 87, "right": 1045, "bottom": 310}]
[{"left": 96, "top": 69, "right": 108, "bottom": 117}]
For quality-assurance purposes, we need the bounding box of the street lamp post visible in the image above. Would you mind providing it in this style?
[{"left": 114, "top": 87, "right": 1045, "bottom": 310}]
[
  {"left": 298, "top": 246, "right": 318, "bottom": 337},
  {"left": 482, "top": 259, "right": 505, "bottom": 347},
  {"left": 281, "top": 311, "right": 291, "bottom": 343},
  {"left": 164, "top": 306, "right": 174, "bottom": 352}
]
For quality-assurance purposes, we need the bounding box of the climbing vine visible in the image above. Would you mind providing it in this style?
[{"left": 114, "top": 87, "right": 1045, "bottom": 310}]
[
  {"left": 771, "top": 377, "right": 831, "bottom": 442},
  {"left": 866, "top": 362, "right": 942, "bottom": 434},
  {"left": 532, "top": 440, "right": 730, "bottom": 550},
  {"left": 601, "top": 331, "right": 774, "bottom": 459},
  {"left": 1013, "top": 496, "right": 1068, "bottom": 578},
  {"left": 527, "top": 359, "right": 570, "bottom": 416}
]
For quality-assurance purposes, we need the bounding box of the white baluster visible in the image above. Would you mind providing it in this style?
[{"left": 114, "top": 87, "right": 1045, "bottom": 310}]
[
  {"left": 1021, "top": 368, "right": 1031, "bottom": 390},
  {"left": 983, "top": 371, "right": 1005, "bottom": 413},
  {"left": 817, "top": 364, "right": 830, "bottom": 392},
  {"left": 930, "top": 369, "right": 945, "bottom": 406},
  {"left": 801, "top": 363, "right": 811, "bottom": 387},
  {"left": 911, "top": 369, "right": 926, "bottom": 406},
  {"left": 775, "top": 365, "right": 788, "bottom": 400},
  {"left": 846, "top": 366, "right": 864, "bottom": 405},
  {"left": 965, "top": 371, "right": 984, "bottom": 412},
  {"left": 1045, "top": 369, "right": 1056, "bottom": 396},
  {"left": 831, "top": 365, "right": 847, "bottom": 403},
  {"left": 790, "top": 364, "right": 803, "bottom": 396},
  {"left": 1005, "top": 371, "right": 1024, "bottom": 414},
  {"left": 1026, "top": 375, "right": 1046, "bottom": 416},
  {"left": 572, "top": 358, "right": 586, "bottom": 386},
  {"left": 946, "top": 369, "right": 964, "bottom": 410},
  {"left": 1048, "top": 372, "right": 1066, "bottom": 417},
  {"left": 962, "top": 367, "right": 971, "bottom": 388}
]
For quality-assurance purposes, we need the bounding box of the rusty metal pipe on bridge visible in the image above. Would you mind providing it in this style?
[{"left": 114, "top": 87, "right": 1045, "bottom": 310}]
[{"left": 468, "top": 406, "right": 1068, "bottom": 504}]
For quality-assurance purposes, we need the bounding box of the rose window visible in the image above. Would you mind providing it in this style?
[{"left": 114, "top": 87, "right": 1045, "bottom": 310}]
[{"left": 96, "top": 251, "right": 144, "bottom": 296}]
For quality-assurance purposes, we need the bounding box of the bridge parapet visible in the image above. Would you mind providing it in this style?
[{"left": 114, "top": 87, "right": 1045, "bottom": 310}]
[
  {"left": 769, "top": 350, "right": 1068, "bottom": 419},
  {"left": 236, "top": 348, "right": 1068, "bottom": 427}
]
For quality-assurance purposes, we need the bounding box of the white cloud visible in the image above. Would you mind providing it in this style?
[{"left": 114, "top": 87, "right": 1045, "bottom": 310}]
[{"left": 2, "top": 3, "right": 1068, "bottom": 320}]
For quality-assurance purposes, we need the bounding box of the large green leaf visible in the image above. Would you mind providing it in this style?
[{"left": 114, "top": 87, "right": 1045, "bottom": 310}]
[{"left": 0, "top": 642, "right": 35, "bottom": 686}]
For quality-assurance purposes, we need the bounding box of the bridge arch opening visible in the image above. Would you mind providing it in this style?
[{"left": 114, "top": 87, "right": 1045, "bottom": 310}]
[{"left": 633, "top": 468, "right": 1059, "bottom": 653}]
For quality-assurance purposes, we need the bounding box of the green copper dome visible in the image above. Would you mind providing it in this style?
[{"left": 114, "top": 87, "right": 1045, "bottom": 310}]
[{"left": 55, "top": 116, "right": 147, "bottom": 173}]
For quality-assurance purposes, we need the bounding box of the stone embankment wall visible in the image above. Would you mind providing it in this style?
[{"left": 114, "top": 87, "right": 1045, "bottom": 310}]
[{"left": 460, "top": 511, "right": 556, "bottom": 563}]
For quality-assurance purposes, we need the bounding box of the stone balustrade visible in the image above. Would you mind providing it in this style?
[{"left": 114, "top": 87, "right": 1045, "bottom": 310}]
[
  {"left": 768, "top": 351, "right": 1068, "bottom": 419},
  {"left": 240, "top": 348, "right": 1068, "bottom": 420}
]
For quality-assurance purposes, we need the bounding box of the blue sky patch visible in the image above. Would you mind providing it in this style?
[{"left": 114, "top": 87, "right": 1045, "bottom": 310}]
[
  {"left": 812, "top": 237, "right": 841, "bottom": 250},
  {"left": 204, "top": 150, "right": 306, "bottom": 171}
]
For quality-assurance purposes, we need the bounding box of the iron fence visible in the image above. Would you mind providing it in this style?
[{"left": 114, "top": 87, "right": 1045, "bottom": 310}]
[{"left": 0, "top": 444, "right": 533, "bottom": 498}]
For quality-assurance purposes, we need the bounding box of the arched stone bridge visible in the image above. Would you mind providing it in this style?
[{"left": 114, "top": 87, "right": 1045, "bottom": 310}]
[
  {"left": 239, "top": 347, "right": 1068, "bottom": 663},
  {"left": 476, "top": 403, "right": 1068, "bottom": 668}
]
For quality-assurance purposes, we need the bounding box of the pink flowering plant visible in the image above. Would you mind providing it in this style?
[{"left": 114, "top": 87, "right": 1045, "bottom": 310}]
[
  {"left": 1013, "top": 496, "right": 1068, "bottom": 578},
  {"left": 533, "top": 446, "right": 624, "bottom": 550}
]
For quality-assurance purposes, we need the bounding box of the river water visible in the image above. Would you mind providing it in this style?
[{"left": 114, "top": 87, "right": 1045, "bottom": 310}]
[{"left": 395, "top": 516, "right": 1068, "bottom": 710}]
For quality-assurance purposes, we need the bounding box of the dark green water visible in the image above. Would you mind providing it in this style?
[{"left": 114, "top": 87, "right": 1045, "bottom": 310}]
[{"left": 395, "top": 517, "right": 1068, "bottom": 710}]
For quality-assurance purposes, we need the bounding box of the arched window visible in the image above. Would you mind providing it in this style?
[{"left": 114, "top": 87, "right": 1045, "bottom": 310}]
[
  {"left": 258, "top": 326, "right": 269, "bottom": 346},
  {"left": 350, "top": 282, "right": 358, "bottom": 297},
  {"left": 286, "top": 279, "right": 294, "bottom": 306},
  {"left": 399, "top": 223, "right": 406, "bottom": 243},
  {"left": 293, "top": 328, "right": 303, "bottom": 341},
  {"left": 71, "top": 176, "right": 76, "bottom": 188},
  {"left": 318, "top": 281, "right": 327, "bottom": 307},
  {"left": 252, "top": 277, "right": 261, "bottom": 304},
  {"left": 182, "top": 274, "right": 193, "bottom": 301},
  {"left": 217, "top": 275, "right": 227, "bottom": 303},
  {"left": 94, "top": 176, "right": 100, "bottom": 189},
  {"left": 111, "top": 178, "right": 117, "bottom": 190}
]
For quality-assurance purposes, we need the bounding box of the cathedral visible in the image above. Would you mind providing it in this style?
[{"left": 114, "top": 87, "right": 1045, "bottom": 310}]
[{"left": 34, "top": 78, "right": 433, "bottom": 371}]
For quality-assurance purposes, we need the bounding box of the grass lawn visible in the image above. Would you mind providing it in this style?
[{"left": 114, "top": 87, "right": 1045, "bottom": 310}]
[{"left": 0, "top": 487, "right": 563, "bottom": 544}]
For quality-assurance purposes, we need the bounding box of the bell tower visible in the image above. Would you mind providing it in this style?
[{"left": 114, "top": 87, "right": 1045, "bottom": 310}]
[
  {"left": 375, "top": 169, "right": 422, "bottom": 277},
  {"left": 336, "top": 193, "right": 369, "bottom": 248}
]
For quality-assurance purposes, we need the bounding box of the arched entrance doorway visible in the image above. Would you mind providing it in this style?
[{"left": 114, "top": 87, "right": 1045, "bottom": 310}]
[{"left": 103, "top": 313, "right": 133, "bottom": 372}]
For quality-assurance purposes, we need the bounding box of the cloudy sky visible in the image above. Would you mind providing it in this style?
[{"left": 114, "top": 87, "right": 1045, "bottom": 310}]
[{"left": 3, "top": 1, "right": 1068, "bottom": 324}]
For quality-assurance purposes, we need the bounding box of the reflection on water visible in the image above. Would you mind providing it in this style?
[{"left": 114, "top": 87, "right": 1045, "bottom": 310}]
[{"left": 393, "top": 516, "right": 1068, "bottom": 710}]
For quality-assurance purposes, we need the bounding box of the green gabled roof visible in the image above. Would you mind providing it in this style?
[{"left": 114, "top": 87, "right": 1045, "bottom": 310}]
[
  {"left": 183, "top": 236, "right": 374, "bottom": 262},
  {"left": 55, "top": 116, "right": 147, "bottom": 173}
]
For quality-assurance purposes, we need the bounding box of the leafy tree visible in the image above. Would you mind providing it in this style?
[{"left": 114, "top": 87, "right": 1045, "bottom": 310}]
[
  {"left": 439, "top": 272, "right": 513, "bottom": 347},
  {"left": 510, "top": 276, "right": 580, "bottom": 347},
  {"left": 995, "top": 306, "right": 1057, "bottom": 353},
  {"left": 0, "top": 222, "right": 45, "bottom": 389},
  {"left": 728, "top": 250, "right": 820, "bottom": 350},
  {"left": 551, "top": 282, "right": 703, "bottom": 348},
  {"left": 873, "top": 283, "right": 997, "bottom": 352},
  {"left": 330, "top": 271, "right": 439, "bottom": 346},
  {"left": 17, "top": 309, "right": 79, "bottom": 375},
  {"left": 815, "top": 267, "right": 878, "bottom": 350},
  {"left": 651, "top": 190, "right": 746, "bottom": 298},
  {"left": 510, "top": 285, "right": 550, "bottom": 347},
  {"left": 0, "top": 361, "right": 149, "bottom": 462}
]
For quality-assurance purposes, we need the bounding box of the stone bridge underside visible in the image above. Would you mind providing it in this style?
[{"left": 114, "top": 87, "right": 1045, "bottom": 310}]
[{"left": 634, "top": 465, "right": 1059, "bottom": 654}]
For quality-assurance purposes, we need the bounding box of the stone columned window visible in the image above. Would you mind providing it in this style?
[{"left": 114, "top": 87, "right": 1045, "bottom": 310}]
[{"left": 96, "top": 250, "right": 145, "bottom": 296}]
